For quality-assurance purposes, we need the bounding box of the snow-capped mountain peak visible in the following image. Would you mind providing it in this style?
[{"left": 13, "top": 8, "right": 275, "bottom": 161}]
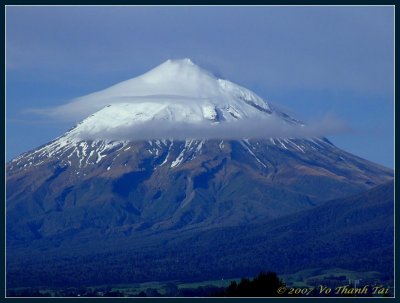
[
  {"left": 49, "top": 58, "right": 280, "bottom": 142},
  {"left": 55, "top": 58, "right": 272, "bottom": 125},
  {"left": 82, "top": 58, "right": 220, "bottom": 101},
  {"left": 9, "top": 59, "right": 304, "bottom": 171}
]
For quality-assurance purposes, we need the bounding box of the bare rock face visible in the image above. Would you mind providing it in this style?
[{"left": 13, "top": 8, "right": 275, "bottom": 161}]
[{"left": 7, "top": 135, "right": 392, "bottom": 248}]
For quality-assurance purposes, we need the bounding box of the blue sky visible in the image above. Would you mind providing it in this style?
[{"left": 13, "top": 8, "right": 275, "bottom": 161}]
[{"left": 6, "top": 6, "right": 394, "bottom": 168}]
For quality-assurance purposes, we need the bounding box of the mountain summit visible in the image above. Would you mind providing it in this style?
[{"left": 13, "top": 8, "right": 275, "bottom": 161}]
[
  {"left": 6, "top": 59, "right": 393, "bottom": 289},
  {"left": 68, "top": 58, "right": 271, "bottom": 114},
  {"left": 49, "top": 58, "right": 284, "bottom": 141},
  {"left": 11, "top": 59, "right": 307, "bottom": 165}
]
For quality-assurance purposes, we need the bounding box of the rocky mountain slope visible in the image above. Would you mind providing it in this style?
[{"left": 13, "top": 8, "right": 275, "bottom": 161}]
[{"left": 6, "top": 59, "right": 394, "bottom": 288}]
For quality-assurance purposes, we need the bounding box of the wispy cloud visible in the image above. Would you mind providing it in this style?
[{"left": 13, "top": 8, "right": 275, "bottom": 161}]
[{"left": 72, "top": 114, "right": 348, "bottom": 141}]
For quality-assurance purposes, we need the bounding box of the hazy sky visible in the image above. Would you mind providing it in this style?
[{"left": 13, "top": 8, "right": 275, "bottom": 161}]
[{"left": 6, "top": 6, "right": 394, "bottom": 168}]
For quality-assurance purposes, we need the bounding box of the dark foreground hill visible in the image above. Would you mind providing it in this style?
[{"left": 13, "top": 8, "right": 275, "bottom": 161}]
[{"left": 7, "top": 180, "right": 393, "bottom": 289}]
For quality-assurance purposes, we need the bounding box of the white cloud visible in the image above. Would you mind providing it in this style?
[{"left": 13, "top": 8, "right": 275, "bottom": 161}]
[{"left": 73, "top": 114, "right": 348, "bottom": 141}]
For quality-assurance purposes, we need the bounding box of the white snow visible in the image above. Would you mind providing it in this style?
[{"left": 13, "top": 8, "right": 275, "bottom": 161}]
[
  {"left": 159, "top": 141, "right": 173, "bottom": 166},
  {"left": 277, "top": 139, "right": 288, "bottom": 150},
  {"left": 196, "top": 140, "right": 205, "bottom": 153},
  {"left": 49, "top": 58, "right": 280, "bottom": 142},
  {"left": 226, "top": 105, "right": 242, "bottom": 119},
  {"left": 55, "top": 59, "right": 270, "bottom": 120},
  {"left": 202, "top": 105, "right": 218, "bottom": 121},
  {"left": 86, "top": 150, "right": 95, "bottom": 165},
  {"left": 171, "top": 150, "right": 185, "bottom": 168},
  {"left": 240, "top": 140, "right": 267, "bottom": 168},
  {"left": 170, "top": 140, "right": 194, "bottom": 168},
  {"left": 9, "top": 59, "right": 311, "bottom": 167}
]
